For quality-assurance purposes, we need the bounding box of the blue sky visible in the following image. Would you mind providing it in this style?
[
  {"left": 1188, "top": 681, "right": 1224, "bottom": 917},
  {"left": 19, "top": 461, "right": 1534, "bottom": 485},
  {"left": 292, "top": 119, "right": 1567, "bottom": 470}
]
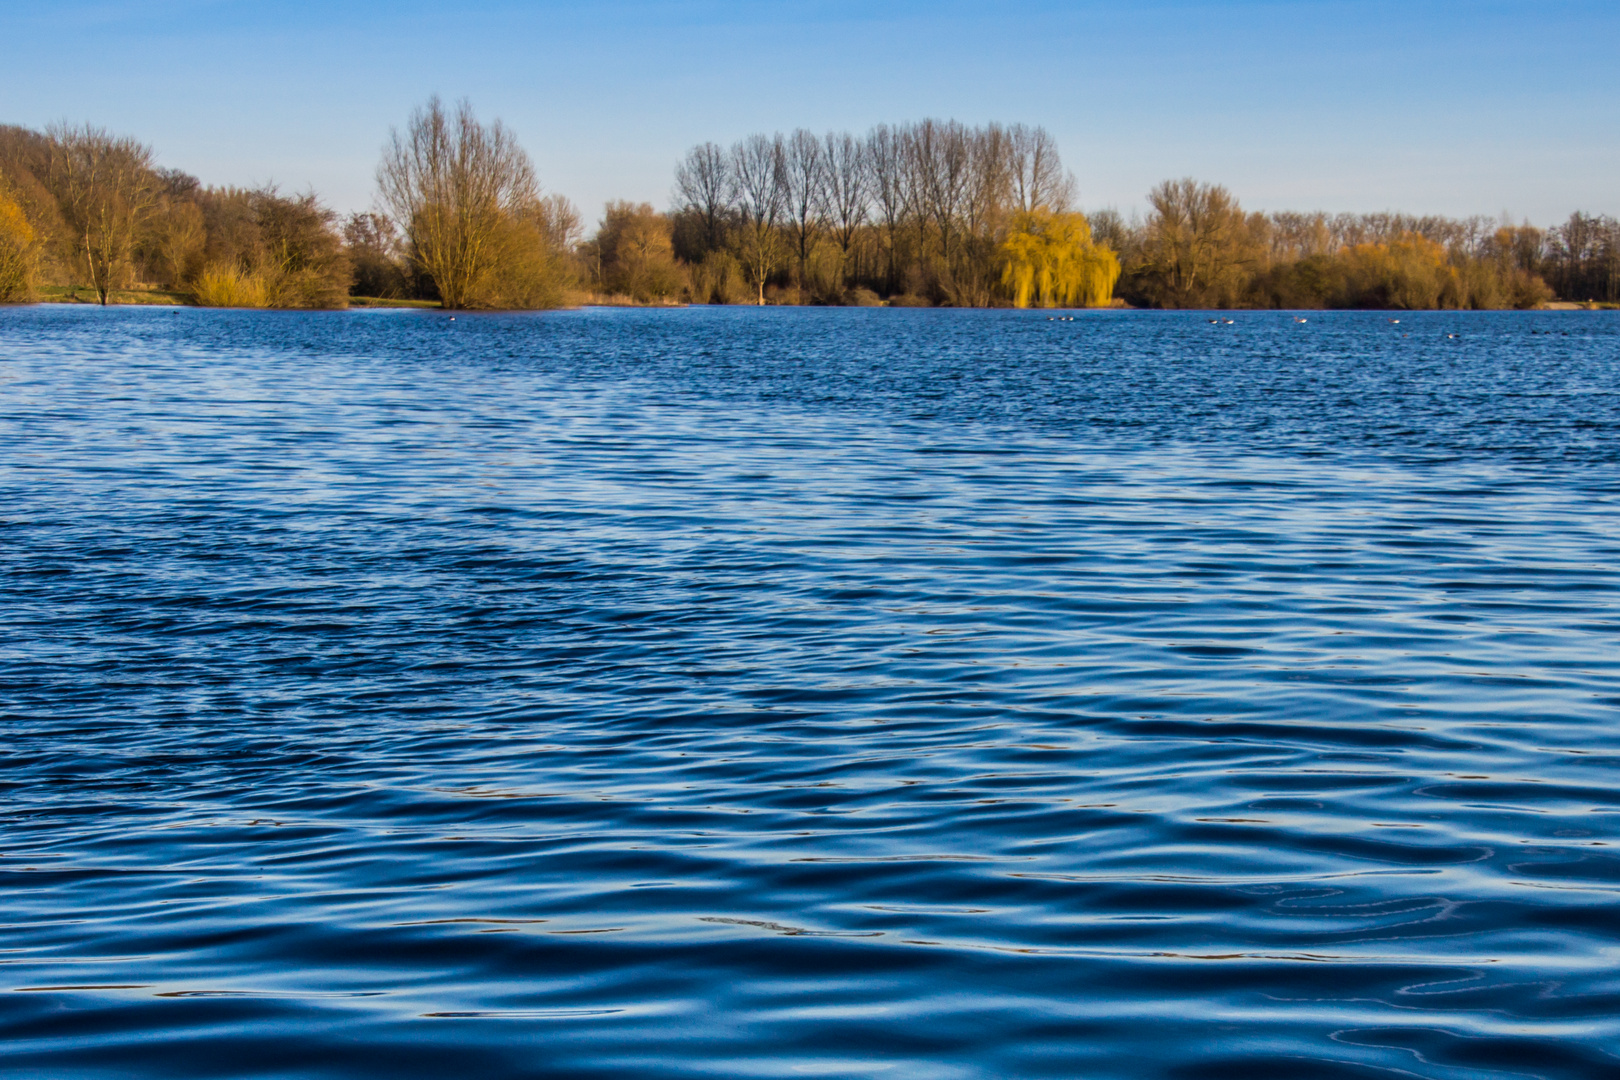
[{"left": 3, "top": 1, "right": 1616, "bottom": 226}]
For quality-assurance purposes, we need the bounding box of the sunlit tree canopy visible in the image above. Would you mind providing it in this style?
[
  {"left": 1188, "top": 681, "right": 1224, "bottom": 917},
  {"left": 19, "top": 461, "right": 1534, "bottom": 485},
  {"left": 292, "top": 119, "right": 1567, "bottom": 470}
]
[{"left": 1000, "top": 209, "right": 1120, "bottom": 309}]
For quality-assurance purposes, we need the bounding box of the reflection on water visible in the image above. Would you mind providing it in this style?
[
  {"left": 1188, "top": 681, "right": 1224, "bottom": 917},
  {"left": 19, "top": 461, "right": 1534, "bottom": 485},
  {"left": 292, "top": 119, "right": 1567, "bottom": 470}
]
[{"left": 2, "top": 306, "right": 1618, "bottom": 1078}]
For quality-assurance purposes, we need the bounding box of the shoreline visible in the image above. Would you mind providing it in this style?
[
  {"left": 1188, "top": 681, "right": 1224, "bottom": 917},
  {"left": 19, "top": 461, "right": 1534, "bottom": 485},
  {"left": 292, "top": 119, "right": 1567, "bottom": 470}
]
[{"left": 19, "top": 295, "right": 1617, "bottom": 313}]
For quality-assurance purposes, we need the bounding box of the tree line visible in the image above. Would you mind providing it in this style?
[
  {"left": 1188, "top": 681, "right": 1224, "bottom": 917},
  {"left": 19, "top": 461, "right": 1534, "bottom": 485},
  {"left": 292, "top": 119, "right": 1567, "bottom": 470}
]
[
  {"left": 0, "top": 123, "right": 353, "bottom": 307},
  {"left": 0, "top": 100, "right": 579, "bottom": 309},
  {"left": 647, "top": 121, "right": 1117, "bottom": 308},
  {"left": 648, "top": 130, "right": 1608, "bottom": 310},
  {"left": 1, "top": 101, "right": 1615, "bottom": 309},
  {"left": 1091, "top": 188, "right": 1609, "bottom": 310}
]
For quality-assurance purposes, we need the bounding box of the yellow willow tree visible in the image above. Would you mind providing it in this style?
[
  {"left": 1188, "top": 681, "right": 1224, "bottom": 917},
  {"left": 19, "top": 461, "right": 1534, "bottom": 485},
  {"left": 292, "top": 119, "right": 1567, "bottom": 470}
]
[{"left": 1000, "top": 209, "right": 1120, "bottom": 308}]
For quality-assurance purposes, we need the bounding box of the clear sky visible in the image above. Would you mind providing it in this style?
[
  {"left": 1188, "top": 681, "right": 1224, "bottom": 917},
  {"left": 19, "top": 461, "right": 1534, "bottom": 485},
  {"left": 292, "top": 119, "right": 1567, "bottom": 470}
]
[{"left": 3, "top": 1, "right": 1616, "bottom": 228}]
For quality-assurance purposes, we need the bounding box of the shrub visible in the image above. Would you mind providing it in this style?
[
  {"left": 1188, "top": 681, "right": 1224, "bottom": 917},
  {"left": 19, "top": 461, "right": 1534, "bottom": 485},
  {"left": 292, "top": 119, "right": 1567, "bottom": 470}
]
[
  {"left": 593, "top": 201, "right": 683, "bottom": 302},
  {"left": 684, "top": 252, "right": 747, "bottom": 304},
  {"left": 192, "top": 263, "right": 270, "bottom": 308},
  {"left": 192, "top": 187, "right": 350, "bottom": 308}
]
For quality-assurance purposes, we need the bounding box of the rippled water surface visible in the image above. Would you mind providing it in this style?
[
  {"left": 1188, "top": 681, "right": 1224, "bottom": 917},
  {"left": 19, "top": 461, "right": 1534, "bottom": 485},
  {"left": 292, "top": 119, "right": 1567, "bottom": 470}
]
[{"left": 3, "top": 305, "right": 1619, "bottom": 1079}]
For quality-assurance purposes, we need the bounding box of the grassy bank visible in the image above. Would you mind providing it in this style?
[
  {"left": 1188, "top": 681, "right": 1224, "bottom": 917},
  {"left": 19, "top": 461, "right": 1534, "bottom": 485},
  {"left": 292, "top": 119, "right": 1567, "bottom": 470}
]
[
  {"left": 32, "top": 288, "right": 443, "bottom": 309},
  {"left": 349, "top": 296, "right": 440, "bottom": 308},
  {"left": 39, "top": 285, "right": 190, "bottom": 306}
]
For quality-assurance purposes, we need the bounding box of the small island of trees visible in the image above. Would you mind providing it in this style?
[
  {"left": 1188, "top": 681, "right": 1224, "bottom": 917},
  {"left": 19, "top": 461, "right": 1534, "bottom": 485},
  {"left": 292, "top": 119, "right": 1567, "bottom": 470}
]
[{"left": 1, "top": 99, "right": 1616, "bottom": 311}]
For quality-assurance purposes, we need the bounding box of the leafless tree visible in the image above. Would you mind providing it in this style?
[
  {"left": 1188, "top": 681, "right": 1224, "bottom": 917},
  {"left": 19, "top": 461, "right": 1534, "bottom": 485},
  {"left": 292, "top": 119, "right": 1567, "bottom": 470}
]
[
  {"left": 907, "top": 120, "right": 972, "bottom": 265},
  {"left": 866, "top": 124, "right": 908, "bottom": 293},
  {"left": 1006, "top": 123, "right": 1073, "bottom": 213},
  {"left": 344, "top": 211, "right": 406, "bottom": 298},
  {"left": 674, "top": 141, "right": 732, "bottom": 253},
  {"left": 782, "top": 129, "right": 825, "bottom": 287},
  {"left": 377, "top": 96, "right": 553, "bottom": 309},
  {"left": 45, "top": 123, "right": 159, "bottom": 304},
  {"left": 1135, "top": 178, "right": 1261, "bottom": 307},
  {"left": 537, "top": 192, "right": 583, "bottom": 252},
  {"left": 729, "top": 134, "right": 786, "bottom": 304},
  {"left": 819, "top": 131, "right": 869, "bottom": 283},
  {"left": 963, "top": 122, "right": 1010, "bottom": 233},
  {"left": 150, "top": 198, "right": 206, "bottom": 288}
]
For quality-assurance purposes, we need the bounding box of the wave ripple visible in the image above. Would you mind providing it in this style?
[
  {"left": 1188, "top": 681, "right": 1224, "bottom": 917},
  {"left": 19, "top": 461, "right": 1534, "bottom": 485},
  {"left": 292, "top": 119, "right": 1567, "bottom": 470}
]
[{"left": 2, "top": 307, "right": 1618, "bottom": 1079}]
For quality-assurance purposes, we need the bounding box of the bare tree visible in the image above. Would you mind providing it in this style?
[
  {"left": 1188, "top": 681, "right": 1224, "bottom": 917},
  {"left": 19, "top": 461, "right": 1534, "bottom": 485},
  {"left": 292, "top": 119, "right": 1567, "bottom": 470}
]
[
  {"left": 907, "top": 120, "right": 972, "bottom": 267},
  {"left": 963, "top": 122, "right": 1010, "bottom": 236},
  {"left": 537, "top": 192, "right": 583, "bottom": 253},
  {"left": 252, "top": 188, "right": 352, "bottom": 308},
  {"left": 1006, "top": 124, "right": 1073, "bottom": 213},
  {"left": 377, "top": 96, "right": 551, "bottom": 309},
  {"left": 729, "top": 134, "right": 786, "bottom": 305},
  {"left": 782, "top": 129, "right": 825, "bottom": 287},
  {"left": 189, "top": 185, "right": 352, "bottom": 309},
  {"left": 150, "top": 198, "right": 206, "bottom": 288},
  {"left": 949, "top": 123, "right": 1013, "bottom": 305},
  {"left": 1546, "top": 212, "right": 1620, "bottom": 301},
  {"left": 866, "top": 124, "right": 908, "bottom": 293},
  {"left": 344, "top": 211, "right": 406, "bottom": 299},
  {"left": 1267, "top": 211, "right": 1334, "bottom": 262},
  {"left": 45, "top": 123, "right": 159, "bottom": 305},
  {"left": 1136, "top": 178, "right": 1261, "bottom": 308},
  {"left": 673, "top": 141, "right": 732, "bottom": 254},
  {"left": 820, "top": 131, "right": 870, "bottom": 288}
]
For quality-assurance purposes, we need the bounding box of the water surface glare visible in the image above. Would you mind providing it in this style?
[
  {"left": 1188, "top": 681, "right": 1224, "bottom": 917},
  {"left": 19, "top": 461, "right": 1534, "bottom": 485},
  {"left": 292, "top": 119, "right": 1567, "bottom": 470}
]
[{"left": 2, "top": 306, "right": 1618, "bottom": 1079}]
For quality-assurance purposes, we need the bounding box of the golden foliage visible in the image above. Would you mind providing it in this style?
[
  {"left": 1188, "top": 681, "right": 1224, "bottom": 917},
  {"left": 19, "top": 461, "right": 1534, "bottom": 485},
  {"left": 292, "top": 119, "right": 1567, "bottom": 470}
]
[
  {"left": 475, "top": 211, "right": 568, "bottom": 309},
  {"left": 1341, "top": 233, "right": 1453, "bottom": 309},
  {"left": 190, "top": 187, "right": 351, "bottom": 308},
  {"left": 1000, "top": 209, "right": 1120, "bottom": 308},
  {"left": 45, "top": 124, "right": 160, "bottom": 304},
  {"left": 1133, "top": 179, "right": 1264, "bottom": 308},
  {"left": 379, "top": 97, "right": 569, "bottom": 309},
  {"left": 685, "top": 251, "right": 747, "bottom": 305},
  {"left": 0, "top": 180, "right": 39, "bottom": 302},
  {"left": 1190, "top": 223, "right": 1556, "bottom": 310},
  {"left": 191, "top": 263, "right": 271, "bottom": 308},
  {"left": 148, "top": 198, "right": 206, "bottom": 288},
  {"left": 592, "top": 201, "right": 682, "bottom": 301}
]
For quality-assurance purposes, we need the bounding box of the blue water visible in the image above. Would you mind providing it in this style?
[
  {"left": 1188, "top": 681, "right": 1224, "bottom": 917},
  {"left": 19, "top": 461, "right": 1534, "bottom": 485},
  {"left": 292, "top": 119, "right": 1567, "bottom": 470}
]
[{"left": 2, "top": 305, "right": 1618, "bottom": 1079}]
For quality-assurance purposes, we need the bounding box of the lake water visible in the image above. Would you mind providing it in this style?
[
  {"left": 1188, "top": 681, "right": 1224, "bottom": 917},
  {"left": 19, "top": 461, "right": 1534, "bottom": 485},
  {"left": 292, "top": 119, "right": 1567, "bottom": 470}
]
[{"left": 2, "top": 305, "right": 1618, "bottom": 1079}]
